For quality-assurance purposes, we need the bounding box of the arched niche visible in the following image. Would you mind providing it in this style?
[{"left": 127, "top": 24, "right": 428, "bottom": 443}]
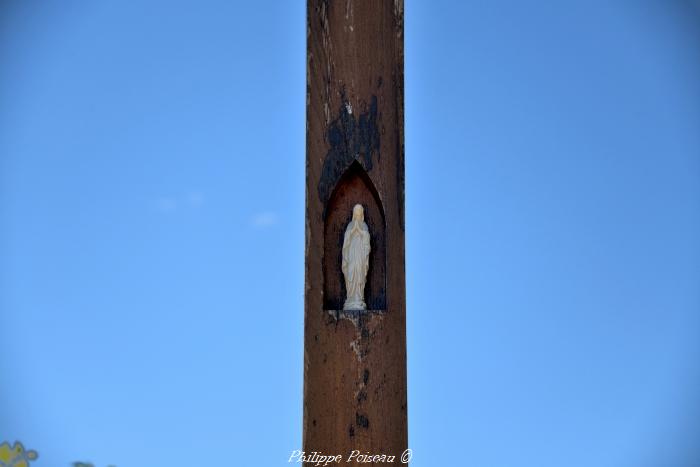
[{"left": 323, "top": 161, "right": 386, "bottom": 311}]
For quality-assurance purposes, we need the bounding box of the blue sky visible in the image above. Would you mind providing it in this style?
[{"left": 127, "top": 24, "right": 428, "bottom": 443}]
[{"left": 1, "top": 1, "right": 699, "bottom": 466}]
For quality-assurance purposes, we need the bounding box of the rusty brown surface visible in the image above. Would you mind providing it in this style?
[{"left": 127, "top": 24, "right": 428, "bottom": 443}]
[{"left": 304, "top": 0, "right": 406, "bottom": 464}]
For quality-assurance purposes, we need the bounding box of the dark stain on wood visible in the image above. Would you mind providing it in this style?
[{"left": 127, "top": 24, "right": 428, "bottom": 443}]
[
  {"left": 356, "top": 412, "right": 370, "bottom": 429},
  {"left": 357, "top": 390, "right": 367, "bottom": 403},
  {"left": 318, "top": 94, "right": 381, "bottom": 215}
]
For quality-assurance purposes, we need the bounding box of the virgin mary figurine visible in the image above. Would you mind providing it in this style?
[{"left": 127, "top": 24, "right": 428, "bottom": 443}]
[{"left": 342, "top": 204, "right": 371, "bottom": 310}]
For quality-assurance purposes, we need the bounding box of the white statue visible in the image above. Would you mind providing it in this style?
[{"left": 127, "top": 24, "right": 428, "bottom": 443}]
[{"left": 342, "top": 204, "right": 371, "bottom": 310}]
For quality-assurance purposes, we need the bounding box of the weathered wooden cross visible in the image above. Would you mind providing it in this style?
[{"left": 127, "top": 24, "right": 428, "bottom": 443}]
[{"left": 304, "top": 0, "right": 406, "bottom": 463}]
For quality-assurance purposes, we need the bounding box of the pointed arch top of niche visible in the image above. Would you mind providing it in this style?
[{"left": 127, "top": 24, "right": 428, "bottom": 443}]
[{"left": 322, "top": 160, "right": 385, "bottom": 222}]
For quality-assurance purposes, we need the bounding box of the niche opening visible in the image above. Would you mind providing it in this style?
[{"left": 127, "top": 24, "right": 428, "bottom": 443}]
[{"left": 323, "top": 161, "right": 386, "bottom": 311}]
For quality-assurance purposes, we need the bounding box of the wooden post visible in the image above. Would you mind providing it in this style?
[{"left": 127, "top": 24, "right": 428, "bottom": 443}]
[{"left": 304, "top": 0, "right": 406, "bottom": 464}]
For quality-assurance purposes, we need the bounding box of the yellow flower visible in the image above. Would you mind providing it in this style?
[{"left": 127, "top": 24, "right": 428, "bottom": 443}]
[{"left": 0, "top": 441, "right": 38, "bottom": 467}]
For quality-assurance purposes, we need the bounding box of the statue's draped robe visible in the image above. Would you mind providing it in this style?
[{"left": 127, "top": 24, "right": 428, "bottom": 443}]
[{"left": 342, "top": 220, "right": 371, "bottom": 309}]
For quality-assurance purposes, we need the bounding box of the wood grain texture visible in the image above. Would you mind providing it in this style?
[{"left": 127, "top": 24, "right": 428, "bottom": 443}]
[{"left": 304, "top": 0, "right": 406, "bottom": 463}]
